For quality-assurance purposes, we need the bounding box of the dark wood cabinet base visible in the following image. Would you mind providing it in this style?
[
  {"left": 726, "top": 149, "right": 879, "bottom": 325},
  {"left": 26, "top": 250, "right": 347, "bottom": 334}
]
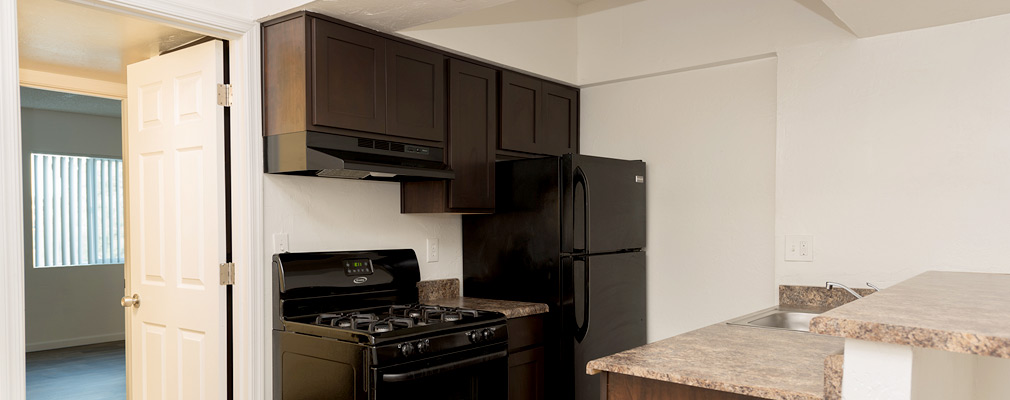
[
  {"left": 507, "top": 315, "right": 546, "bottom": 400},
  {"left": 600, "top": 372, "right": 763, "bottom": 400}
]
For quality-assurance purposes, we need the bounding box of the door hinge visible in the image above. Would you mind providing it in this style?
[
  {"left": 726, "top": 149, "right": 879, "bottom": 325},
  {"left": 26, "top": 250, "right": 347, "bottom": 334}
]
[
  {"left": 216, "top": 84, "right": 233, "bottom": 107},
  {"left": 219, "top": 262, "right": 235, "bottom": 286}
]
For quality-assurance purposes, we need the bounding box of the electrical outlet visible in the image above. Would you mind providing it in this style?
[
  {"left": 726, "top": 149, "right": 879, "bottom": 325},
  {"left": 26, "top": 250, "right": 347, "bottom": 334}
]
[
  {"left": 273, "top": 233, "right": 289, "bottom": 254},
  {"left": 426, "top": 238, "right": 439, "bottom": 263},
  {"left": 785, "top": 235, "right": 813, "bottom": 262}
]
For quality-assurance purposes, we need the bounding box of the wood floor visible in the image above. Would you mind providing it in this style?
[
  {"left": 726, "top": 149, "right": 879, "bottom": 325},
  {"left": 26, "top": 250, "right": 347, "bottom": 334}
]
[{"left": 26, "top": 341, "right": 126, "bottom": 400}]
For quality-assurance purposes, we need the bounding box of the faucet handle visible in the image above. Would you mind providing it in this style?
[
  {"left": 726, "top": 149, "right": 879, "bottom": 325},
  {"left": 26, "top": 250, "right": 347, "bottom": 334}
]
[{"left": 866, "top": 282, "right": 881, "bottom": 292}]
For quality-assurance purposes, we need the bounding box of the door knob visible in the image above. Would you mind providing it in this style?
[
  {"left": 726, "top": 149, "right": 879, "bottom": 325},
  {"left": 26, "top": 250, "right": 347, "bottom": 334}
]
[{"left": 121, "top": 294, "right": 140, "bottom": 308}]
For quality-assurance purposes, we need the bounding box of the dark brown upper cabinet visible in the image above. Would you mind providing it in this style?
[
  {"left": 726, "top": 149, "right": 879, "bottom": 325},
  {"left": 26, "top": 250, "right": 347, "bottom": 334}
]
[
  {"left": 542, "top": 82, "right": 578, "bottom": 155},
  {"left": 311, "top": 19, "right": 387, "bottom": 134},
  {"left": 386, "top": 41, "right": 445, "bottom": 142},
  {"left": 263, "top": 13, "right": 445, "bottom": 145},
  {"left": 499, "top": 70, "right": 579, "bottom": 158},
  {"left": 264, "top": 12, "right": 581, "bottom": 214},
  {"left": 401, "top": 59, "right": 497, "bottom": 213},
  {"left": 500, "top": 71, "right": 542, "bottom": 154}
]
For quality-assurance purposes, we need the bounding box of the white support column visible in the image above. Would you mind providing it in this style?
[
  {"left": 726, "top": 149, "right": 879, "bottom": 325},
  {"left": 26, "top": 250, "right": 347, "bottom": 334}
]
[
  {"left": 910, "top": 347, "right": 976, "bottom": 400},
  {"left": 0, "top": 1, "right": 26, "bottom": 400},
  {"left": 842, "top": 339, "right": 914, "bottom": 400},
  {"left": 975, "top": 355, "right": 1010, "bottom": 399},
  {"left": 843, "top": 339, "right": 1010, "bottom": 400}
]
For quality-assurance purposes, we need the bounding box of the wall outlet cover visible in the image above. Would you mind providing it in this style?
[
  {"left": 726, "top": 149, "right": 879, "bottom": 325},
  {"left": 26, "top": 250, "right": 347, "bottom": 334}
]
[
  {"left": 426, "top": 238, "right": 439, "bottom": 263},
  {"left": 273, "top": 233, "right": 289, "bottom": 254}
]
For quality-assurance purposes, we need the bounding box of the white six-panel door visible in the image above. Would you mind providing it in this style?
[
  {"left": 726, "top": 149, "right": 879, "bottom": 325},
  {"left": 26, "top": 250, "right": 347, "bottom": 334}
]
[{"left": 126, "top": 40, "right": 226, "bottom": 400}]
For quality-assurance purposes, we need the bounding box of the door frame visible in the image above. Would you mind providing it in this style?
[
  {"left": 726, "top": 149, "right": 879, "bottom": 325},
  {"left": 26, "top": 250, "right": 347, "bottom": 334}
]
[{"left": 0, "top": 1, "right": 266, "bottom": 399}]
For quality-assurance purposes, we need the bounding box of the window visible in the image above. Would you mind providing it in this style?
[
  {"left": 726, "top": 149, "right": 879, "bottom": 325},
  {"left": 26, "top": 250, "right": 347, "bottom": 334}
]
[{"left": 30, "top": 153, "right": 125, "bottom": 267}]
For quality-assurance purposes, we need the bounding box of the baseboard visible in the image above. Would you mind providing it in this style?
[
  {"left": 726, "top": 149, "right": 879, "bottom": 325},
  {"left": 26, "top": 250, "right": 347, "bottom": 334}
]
[{"left": 26, "top": 332, "right": 125, "bottom": 352}]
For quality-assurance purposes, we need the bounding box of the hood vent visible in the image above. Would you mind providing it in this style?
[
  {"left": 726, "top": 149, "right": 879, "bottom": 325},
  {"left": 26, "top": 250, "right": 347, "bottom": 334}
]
[{"left": 265, "top": 131, "right": 454, "bottom": 181}]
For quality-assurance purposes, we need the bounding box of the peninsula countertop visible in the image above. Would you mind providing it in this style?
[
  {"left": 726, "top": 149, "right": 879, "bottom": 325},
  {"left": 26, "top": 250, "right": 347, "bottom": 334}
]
[
  {"left": 586, "top": 322, "right": 844, "bottom": 400},
  {"left": 810, "top": 271, "right": 1010, "bottom": 358}
]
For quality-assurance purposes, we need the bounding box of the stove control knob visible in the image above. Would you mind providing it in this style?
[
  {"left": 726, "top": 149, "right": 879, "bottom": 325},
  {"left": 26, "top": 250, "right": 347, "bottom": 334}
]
[
  {"left": 467, "top": 330, "right": 480, "bottom": 343},
  {"left": 399, "top": 342, "right": 415, "bottom": 357},
  {"left": 481, "top": 328, "right": 494, "bottom": 341},
  {"left": 417, "top": 339, "right": 430, "bottom": 353}
]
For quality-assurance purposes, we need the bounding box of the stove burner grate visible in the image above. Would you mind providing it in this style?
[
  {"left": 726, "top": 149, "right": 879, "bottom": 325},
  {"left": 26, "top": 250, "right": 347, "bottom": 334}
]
[{"left": 308, "top": 305, "right": 485, "bottom": 334}]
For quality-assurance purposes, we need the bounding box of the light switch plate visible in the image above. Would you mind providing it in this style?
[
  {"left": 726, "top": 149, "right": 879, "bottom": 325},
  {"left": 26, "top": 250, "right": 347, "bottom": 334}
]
[{"left": 785, "top": 235, "right": 813, "bottom": 262}]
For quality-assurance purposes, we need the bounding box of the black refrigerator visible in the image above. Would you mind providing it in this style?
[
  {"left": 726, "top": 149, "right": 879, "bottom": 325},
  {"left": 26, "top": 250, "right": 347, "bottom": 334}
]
[{"left": 463, "top": 154, "right": 647, "bottom": 400}]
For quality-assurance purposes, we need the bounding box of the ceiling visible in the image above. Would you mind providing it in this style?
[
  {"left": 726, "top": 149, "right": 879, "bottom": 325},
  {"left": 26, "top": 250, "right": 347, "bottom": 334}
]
[
  {"left": 16, "top": 0, "right": 1010, "bottom": 86},
  {"left": 813, "top": 0, "right": 1010, "bottom": 37},
  {"left": 20, "top": 86, "right": 122, "bottom": 118},
  {"left": 285, "top": 0, "right": 1010, "bottom": 41},
  {"left": 17, "top": 0, "right": 205, "bottom": 83},
  {"left": 268, "top": 0, "right": 517, "bottom": 32}
]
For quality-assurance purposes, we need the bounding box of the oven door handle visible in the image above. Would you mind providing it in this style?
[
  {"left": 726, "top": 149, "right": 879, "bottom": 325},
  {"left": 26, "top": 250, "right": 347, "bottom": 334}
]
[{"left": 379, "top": 350, "right": 508, "bottom": 383}]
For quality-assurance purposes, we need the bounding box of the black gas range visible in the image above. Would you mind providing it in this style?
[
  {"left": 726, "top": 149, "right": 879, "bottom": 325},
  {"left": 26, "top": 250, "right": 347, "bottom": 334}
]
[{"left": 273, "top": 249, "right": 508, "bottom": 400}]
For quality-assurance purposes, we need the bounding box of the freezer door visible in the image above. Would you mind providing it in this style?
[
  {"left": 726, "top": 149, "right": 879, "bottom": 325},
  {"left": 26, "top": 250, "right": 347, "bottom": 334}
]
[
  {"left": 564, "top": 155, "right": 646, "bottom": 255},
  {"left": 563, "top": 251, "right": 647, "bottom": 400}
]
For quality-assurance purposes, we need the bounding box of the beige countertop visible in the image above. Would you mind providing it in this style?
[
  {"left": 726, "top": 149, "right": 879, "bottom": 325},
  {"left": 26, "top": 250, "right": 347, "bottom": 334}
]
[
  {"left": 586, "top": 323, "right": 844, "bottom": 400},
  {"left": 810, "top": 271, "right": 1010, "bottom": 358},
  {"left": 421, "top": 297, "right": 548, "bottom": 319}
]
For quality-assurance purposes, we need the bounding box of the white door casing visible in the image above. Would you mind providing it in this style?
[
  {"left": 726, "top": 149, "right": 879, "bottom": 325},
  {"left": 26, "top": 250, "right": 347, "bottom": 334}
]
[
  {"left": 126, "top": 40, "right": 226, "bottom": 400},
  {"left": 3, "top": 2, "right": 265, "bottom": 399}
]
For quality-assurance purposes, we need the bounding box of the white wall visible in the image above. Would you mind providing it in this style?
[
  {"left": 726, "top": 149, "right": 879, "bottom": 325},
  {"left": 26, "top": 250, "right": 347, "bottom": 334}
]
[
  {"left": 576, "top": 0, "right": 851, "bottom": 85},
  {"left": 399, "top": 0, "right": 578, "bottom": 84},
  {"left": 263, "top": 175, "right": 462, "bottom": 282},
  {"left": 776, "top": 13, "right": 1010, "bottom": 287},
  {"left": 580, "top": 57, "right": 778, "bottom": 341},
  {"left": 20, "top": 107, "right": 124, "bottom": 351}
]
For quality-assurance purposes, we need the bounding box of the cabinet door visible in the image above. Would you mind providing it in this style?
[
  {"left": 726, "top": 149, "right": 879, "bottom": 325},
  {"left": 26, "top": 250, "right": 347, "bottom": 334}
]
[
  {"left": 386, "top": 41, "right": 445, "bottom": 142},
  {"left": 542, "top": 82, "right": 578, "bottom": 155},
  {"left": 508, "top": 346, "right": 545, "bottom": 400},
  {"left": 311, "top": 19, "right": 386, "bottom": 134},
  {"left": 500, "top": 70, "right": 542, "bottom": 154},
  {"left": 447, "top": 59, "right": 496, "bottom": 210}
]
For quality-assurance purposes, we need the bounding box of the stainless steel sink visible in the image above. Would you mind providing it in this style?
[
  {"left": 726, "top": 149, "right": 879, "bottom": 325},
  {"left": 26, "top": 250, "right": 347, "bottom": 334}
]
[{"left": 725, "top": 306, "right": 827, "bottom": 332}]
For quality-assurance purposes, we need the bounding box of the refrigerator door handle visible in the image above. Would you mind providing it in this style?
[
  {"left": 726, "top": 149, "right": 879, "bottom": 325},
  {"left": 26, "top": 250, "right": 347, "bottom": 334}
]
[
  {"left": 574, "top": 166, "right": 590, "bottom": 254},
  {"left": 574, "top": 256, "right": 590, "bottom": 343}
]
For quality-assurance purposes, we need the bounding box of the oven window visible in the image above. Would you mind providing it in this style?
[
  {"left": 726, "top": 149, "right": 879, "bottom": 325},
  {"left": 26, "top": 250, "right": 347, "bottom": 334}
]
[{"left": 373, "top": 350, "right": 507, "bottom": 400}]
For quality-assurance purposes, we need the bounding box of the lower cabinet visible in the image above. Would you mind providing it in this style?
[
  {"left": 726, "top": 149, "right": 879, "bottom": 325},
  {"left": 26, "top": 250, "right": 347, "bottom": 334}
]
[
  {"left": 508, "top": 347, "right": 545, "bottom": 400},
  {"left": 507, "top": 315, "right": 545, "bottom": 400}
]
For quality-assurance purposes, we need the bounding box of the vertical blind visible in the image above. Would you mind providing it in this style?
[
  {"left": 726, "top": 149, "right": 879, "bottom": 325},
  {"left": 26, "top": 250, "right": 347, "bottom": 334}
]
[{"left": 31, "top": 153, "right": 125, "bottom": 267}]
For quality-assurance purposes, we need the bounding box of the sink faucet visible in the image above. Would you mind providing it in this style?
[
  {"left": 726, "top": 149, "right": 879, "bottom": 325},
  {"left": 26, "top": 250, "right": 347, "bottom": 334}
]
[{"left": 825, "top": 282, "right": 863, "bottom": 299}]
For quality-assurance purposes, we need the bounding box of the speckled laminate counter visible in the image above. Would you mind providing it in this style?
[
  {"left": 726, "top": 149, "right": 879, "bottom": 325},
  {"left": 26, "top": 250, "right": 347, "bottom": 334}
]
[
  {"left": 417, "top": 278, "right": 549, "bottom": 319},
  {"left": 780, "top": 285, "right": 875, "bottom": 309},
  {"left": 809, "top": 271, "right": 1010, "bottom": 358},
  {"left": 587, "top": 323, "right": 845, "bottom": 400},
  {"left": 422, "top": 297, "right": 548, "bottom": 319},
  {"left": 417, "top": 279, "right": 461, "bottom": 301}
]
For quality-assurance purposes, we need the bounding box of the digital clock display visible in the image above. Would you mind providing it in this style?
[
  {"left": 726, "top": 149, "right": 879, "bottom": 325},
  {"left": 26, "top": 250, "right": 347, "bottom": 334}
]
[{"left": 343, "top": 259, "right": 374, "bottom": 276}]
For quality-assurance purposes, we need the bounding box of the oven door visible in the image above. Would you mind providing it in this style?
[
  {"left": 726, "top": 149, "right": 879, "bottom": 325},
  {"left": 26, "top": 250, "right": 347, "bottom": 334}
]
[{"left": 371, "top": 344, "right": 508, "bottom": 400}]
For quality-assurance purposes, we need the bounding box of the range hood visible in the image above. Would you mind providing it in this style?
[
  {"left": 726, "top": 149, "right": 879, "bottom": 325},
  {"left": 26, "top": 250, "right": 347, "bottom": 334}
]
[{"left": 265, "top": 131, "right": 454, "bottom": 181}]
